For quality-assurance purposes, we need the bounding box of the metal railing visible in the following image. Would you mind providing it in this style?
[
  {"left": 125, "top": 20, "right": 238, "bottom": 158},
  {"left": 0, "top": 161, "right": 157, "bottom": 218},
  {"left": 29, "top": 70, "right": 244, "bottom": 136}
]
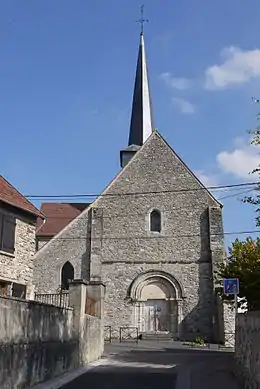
[
  {"left": 34, "top": 291, "right": 70, "bottom": 308},
  {"left": 119, "top": 326, "right": 139, "bottom": 343},
  {"left": 104, "top": 325, "right": 112, "bottom": 343}
]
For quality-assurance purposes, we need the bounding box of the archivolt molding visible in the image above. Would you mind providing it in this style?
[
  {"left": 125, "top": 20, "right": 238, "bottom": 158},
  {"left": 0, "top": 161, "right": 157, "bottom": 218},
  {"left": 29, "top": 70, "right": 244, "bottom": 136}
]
[{"left": 127, "top": 270, "right": 185, "bottom": 301}]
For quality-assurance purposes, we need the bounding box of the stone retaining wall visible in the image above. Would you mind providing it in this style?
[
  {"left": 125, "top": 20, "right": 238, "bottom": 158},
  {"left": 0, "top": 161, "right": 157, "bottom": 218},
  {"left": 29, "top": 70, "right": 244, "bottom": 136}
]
[
  {"left": 0, "top": 280, "right": 105, "bottom": 389},
  {"left": 235, "top": 312, "right": 260, "bottom": 389}
]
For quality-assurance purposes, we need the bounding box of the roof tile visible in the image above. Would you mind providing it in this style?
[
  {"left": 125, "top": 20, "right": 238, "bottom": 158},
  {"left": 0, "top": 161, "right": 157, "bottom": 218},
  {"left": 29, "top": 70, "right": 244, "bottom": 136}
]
[
  {"left": 36, "top": 202, "right": 90, "bottom": 237},
  {"left": 0, "top": 175, "right": 41, "bottom": 217}
]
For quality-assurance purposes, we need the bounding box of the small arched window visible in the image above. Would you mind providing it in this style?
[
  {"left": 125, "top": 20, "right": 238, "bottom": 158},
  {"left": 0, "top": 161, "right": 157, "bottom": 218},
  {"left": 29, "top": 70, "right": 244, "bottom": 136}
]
[
  {"left": 150, "top": 210, "right": 161, "bottom": 232},
  {"left": 61, "top": 261, "right": 74, "bottom": 290}
]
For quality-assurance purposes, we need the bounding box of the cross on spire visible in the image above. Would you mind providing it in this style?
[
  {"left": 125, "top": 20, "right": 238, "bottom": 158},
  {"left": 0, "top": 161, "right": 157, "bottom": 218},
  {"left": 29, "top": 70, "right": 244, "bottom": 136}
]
[{"left": 136, "top": 4, "right": 148, "bottom": 35}]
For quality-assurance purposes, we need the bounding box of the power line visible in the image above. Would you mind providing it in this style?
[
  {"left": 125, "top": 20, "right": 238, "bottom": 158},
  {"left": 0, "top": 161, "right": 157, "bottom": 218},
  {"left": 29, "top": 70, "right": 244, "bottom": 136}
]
[
  {"left": 36, "top": 194, "right": 255, "bottom": 221},
  {"left": 26, "top": 181, "right": 259, "bottom": 199},
  {"left": 218, "top": 188, "right": 255, "bottom": 201},
  {"left": 38, "top": 229, "right": 260, "bottom": 242},
  {"left": 33, "top": 188, "right": 256, "bottom": 221},
  {"left": 35, "top": 185, "right": 257, "bottom": 203}
]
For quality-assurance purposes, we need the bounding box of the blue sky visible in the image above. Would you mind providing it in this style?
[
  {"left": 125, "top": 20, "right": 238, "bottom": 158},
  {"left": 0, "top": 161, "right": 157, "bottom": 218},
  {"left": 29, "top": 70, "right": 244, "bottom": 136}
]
[{"left": 0, "top": 0, "right": 259, "bottom": 248}]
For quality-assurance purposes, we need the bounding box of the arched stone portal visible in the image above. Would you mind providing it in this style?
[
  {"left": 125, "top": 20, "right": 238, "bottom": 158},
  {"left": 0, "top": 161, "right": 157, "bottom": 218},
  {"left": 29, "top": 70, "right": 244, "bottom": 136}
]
[{"left": 128, "top": 271, "right": 184, "bottom": 336}]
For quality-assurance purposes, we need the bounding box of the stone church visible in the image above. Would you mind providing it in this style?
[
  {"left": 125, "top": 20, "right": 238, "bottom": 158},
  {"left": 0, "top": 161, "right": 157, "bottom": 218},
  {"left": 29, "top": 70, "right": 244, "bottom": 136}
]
[{"left": 34, "top": 31, "right": 225, "bottom": 341}]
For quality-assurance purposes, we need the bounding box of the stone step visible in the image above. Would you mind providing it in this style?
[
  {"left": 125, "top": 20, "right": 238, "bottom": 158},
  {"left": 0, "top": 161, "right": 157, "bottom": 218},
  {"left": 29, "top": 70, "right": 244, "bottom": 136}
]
[{"left": 140, "top": 332, "right": 174, "bottom": 341}]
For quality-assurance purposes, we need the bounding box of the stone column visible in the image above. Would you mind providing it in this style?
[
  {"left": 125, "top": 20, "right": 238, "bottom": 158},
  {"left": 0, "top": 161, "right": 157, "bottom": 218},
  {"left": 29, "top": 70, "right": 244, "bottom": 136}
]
[
  {"left": 208, "top": 206, "right": 228, "bottom": 343},
  {"left": 89, "top": 208, "right": 103, "bottom": 281},
  {"left": 223, "top": 300, "right": 235, "bottom": 347},
  {"left": 168, "top": 299, "right": 174, "bottom": 334},
  {"left": 69, "top": 279, "right": 106, "bottom": 366},
  {"left": 26, "top": 284, "right": 35, "bottom": 300},
  {"left": 176, "top": 299, "right": 183, "bottom": 338}
]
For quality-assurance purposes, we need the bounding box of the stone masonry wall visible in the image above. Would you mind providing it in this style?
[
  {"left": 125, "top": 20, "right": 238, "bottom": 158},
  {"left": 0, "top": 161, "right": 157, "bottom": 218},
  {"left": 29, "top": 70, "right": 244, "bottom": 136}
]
[
  {"left": 33, "top": 132, "right": 225, "bottom": 341},
  {"left": 0, "top": 211, "right": 36, "bottom": 299},
  {"left": 36, "top": 237, "right": 52, "bottom": 251},
  {"left": 0, "top": 280, "right": 105, "bottom": 389},
  {"left": 0, "top": 296, "right": 78, "bottom": 389},
  {"left": 33, "top": 211, "right": 90, "bottom": 293},
  {"left": 102, "top": 261, "right": 214, "bottom": 340},
  {"left": 235, "top": 312, "right": 260, "bottom": 389},
  {"left": 93, "top": 132, "right": 225, "bottom": 341}
]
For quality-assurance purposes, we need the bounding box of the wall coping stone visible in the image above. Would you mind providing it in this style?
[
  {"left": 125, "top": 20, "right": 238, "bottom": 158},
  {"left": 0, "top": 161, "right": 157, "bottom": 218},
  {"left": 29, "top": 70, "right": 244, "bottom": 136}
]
[{"left": 71, "top": 279, "right": 106, "bottom": 288}]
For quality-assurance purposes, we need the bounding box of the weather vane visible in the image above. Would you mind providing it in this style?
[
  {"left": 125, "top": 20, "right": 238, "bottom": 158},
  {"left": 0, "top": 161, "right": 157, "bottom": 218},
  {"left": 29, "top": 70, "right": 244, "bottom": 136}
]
[{"left": 136, "top": 5, "right": 148, "bottom": 34}]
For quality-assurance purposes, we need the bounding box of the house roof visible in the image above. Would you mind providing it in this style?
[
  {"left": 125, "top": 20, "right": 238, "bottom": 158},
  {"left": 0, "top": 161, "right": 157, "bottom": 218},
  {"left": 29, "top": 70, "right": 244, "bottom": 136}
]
[
  {"left": 0, "top": 175, "right": 41, "bottom": 217},
  {"left": 36, "top": 202, "right": 90, "bottom": 237}
]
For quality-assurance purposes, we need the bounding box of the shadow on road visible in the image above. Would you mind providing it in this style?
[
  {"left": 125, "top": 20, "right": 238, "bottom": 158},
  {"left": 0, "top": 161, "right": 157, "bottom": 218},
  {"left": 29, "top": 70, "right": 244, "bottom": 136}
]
[
  {"left": 60, "top": 341, "right": 236, "bottom": 389},
  {"left": 61, "top": 366, "right": 177, "bottom": 389}
]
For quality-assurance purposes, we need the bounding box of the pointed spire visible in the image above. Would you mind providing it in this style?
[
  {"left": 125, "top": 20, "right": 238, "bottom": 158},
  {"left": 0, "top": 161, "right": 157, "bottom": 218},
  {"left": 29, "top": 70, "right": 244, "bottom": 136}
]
[
  {"left": 120, "top": 8, "right": 154, "bottom": 168},
  {"left": 128, "top": 31, "right": 154, "bottom": 146}
]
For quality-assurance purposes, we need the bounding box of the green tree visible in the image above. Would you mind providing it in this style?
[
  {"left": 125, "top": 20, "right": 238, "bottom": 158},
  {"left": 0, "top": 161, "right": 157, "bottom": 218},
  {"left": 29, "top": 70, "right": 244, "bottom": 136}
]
[
  {"left": 242, "top": 123, "right": 260, "bottom": 226},
  {"left": 217, "top": 237, "right": 260, "bottom": 311}
]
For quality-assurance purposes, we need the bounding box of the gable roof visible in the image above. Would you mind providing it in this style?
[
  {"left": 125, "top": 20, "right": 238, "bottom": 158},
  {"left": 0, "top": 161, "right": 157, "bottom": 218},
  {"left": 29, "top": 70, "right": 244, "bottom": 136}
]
[
  {"left": 36, "top": 202, "right": 90, "bottom": 237},
  {"left": 34, "top": 129, "right": 222, "bottom": 256},
  {"left": 98, "top": 130, "right": 222, "bottom": 208},
  {"left": 0, "top": 175, "right": 42, "bottom": 217},
  {"left": 153, "top": 131, "right": 222, "bottom": 207}
]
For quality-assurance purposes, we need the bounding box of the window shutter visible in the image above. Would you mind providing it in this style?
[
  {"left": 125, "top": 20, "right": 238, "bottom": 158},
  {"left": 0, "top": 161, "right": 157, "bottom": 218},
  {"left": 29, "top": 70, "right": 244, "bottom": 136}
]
[{"left": 2, "top": 215, "right": 16, "bottom": 253}]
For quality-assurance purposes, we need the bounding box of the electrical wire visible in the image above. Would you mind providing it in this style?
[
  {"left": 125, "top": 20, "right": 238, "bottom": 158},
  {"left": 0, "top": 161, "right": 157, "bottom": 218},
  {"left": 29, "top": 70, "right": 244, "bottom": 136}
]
[
  {"left": 218, "top": 188, "right": 255, "bottom": 201},
  {"left": 33, "top": 188, "right": 256, "bottom": 221},
  {"left": 38, "top": 229, "right": 260, "bottom": 242},
  {"left": 26, "top": 181, "right": 259, "bottom": 199}
]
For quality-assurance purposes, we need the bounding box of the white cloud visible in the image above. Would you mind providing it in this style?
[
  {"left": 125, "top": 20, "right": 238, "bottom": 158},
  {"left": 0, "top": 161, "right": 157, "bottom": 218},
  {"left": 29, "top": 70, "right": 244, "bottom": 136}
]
[
  {"left": 195, "top": 170, "right": 218, "bottom": 188},
  {"left": 160, "top": 72, "right": 192, "bottom": 90},
  {"left": 205, "top": 46, "right": 260, "bottom": 90},
  {"left": 217, "top": 137, "right": 260, "bottom": 180},
  {"left": 172, "top": 97, "right": 195, "bottom": 114}
]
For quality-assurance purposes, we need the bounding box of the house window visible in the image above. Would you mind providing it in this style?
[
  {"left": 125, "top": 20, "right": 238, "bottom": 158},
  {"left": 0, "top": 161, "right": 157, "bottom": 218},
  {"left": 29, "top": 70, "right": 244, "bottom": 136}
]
[
  {"left": 61, "top": 261, "right": 74, "bottom": 290},
  {"left": 0, "top": 213, "right": 16, "bottom": 253},
  {"left": 12, "top": 283, "right": 26, "bottom": 299},
  {"left": 150, "top": 210, "right": 161, "bottom": 232}
]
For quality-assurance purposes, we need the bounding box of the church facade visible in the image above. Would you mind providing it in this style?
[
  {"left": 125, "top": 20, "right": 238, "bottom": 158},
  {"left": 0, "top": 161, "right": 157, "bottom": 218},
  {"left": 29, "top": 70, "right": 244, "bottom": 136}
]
[{"left": 33, "top": 32, "right": 225, "bottom": 342}]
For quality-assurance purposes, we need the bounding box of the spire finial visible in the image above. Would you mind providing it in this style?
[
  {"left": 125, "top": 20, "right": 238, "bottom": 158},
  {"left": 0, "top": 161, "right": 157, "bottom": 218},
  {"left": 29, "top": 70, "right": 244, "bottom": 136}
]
[{"left": 136, "top": 4, "right": 148, "bottom": 35}]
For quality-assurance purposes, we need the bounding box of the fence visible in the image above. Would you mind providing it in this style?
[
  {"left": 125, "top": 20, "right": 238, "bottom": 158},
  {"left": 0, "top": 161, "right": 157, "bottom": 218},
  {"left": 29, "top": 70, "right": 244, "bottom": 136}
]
[
  {"left": 119, "top": 326, "right": 139, "bottom": 343},
  {"left": 34, "top": 291, "right": 70, "bottom": 308}
]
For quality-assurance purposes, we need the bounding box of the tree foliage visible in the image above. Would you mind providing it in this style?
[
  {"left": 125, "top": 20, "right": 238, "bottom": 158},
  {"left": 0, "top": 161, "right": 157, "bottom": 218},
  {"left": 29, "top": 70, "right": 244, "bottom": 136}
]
[
  {"left": 217, "top": 107, "right": 260, "bottom": 311},
  {"left": 242, "top": 126, "right": 260, "bottom": 226},
  {"left": 217, "top": 237, "right": 260, "bottom": 311}
]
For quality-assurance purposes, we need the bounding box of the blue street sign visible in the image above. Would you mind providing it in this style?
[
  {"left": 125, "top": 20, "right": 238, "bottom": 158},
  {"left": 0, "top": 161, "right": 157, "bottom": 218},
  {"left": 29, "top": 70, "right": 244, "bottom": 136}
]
[{"left": 223, "top": 278, "right": 239, "bottom": 295}]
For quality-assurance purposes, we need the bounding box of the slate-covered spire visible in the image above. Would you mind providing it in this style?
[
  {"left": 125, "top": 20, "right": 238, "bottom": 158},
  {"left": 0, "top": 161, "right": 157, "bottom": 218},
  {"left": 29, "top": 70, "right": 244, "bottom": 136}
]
[{"left": 128, "top": 32, "right": 154, "bottom": 146}]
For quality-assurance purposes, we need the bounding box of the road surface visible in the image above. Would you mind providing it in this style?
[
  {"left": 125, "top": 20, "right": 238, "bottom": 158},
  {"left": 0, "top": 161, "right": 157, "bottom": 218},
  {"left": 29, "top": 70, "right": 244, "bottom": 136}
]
[{"left": 59, "top": 341, "right": 241, "bottom": 389}]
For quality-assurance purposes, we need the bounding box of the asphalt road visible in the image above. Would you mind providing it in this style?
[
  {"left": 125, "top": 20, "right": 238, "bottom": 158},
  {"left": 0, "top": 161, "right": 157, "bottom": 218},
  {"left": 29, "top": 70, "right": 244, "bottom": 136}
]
[{"left": 59, "top": 341, "right": 239, "bottom": 389}]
